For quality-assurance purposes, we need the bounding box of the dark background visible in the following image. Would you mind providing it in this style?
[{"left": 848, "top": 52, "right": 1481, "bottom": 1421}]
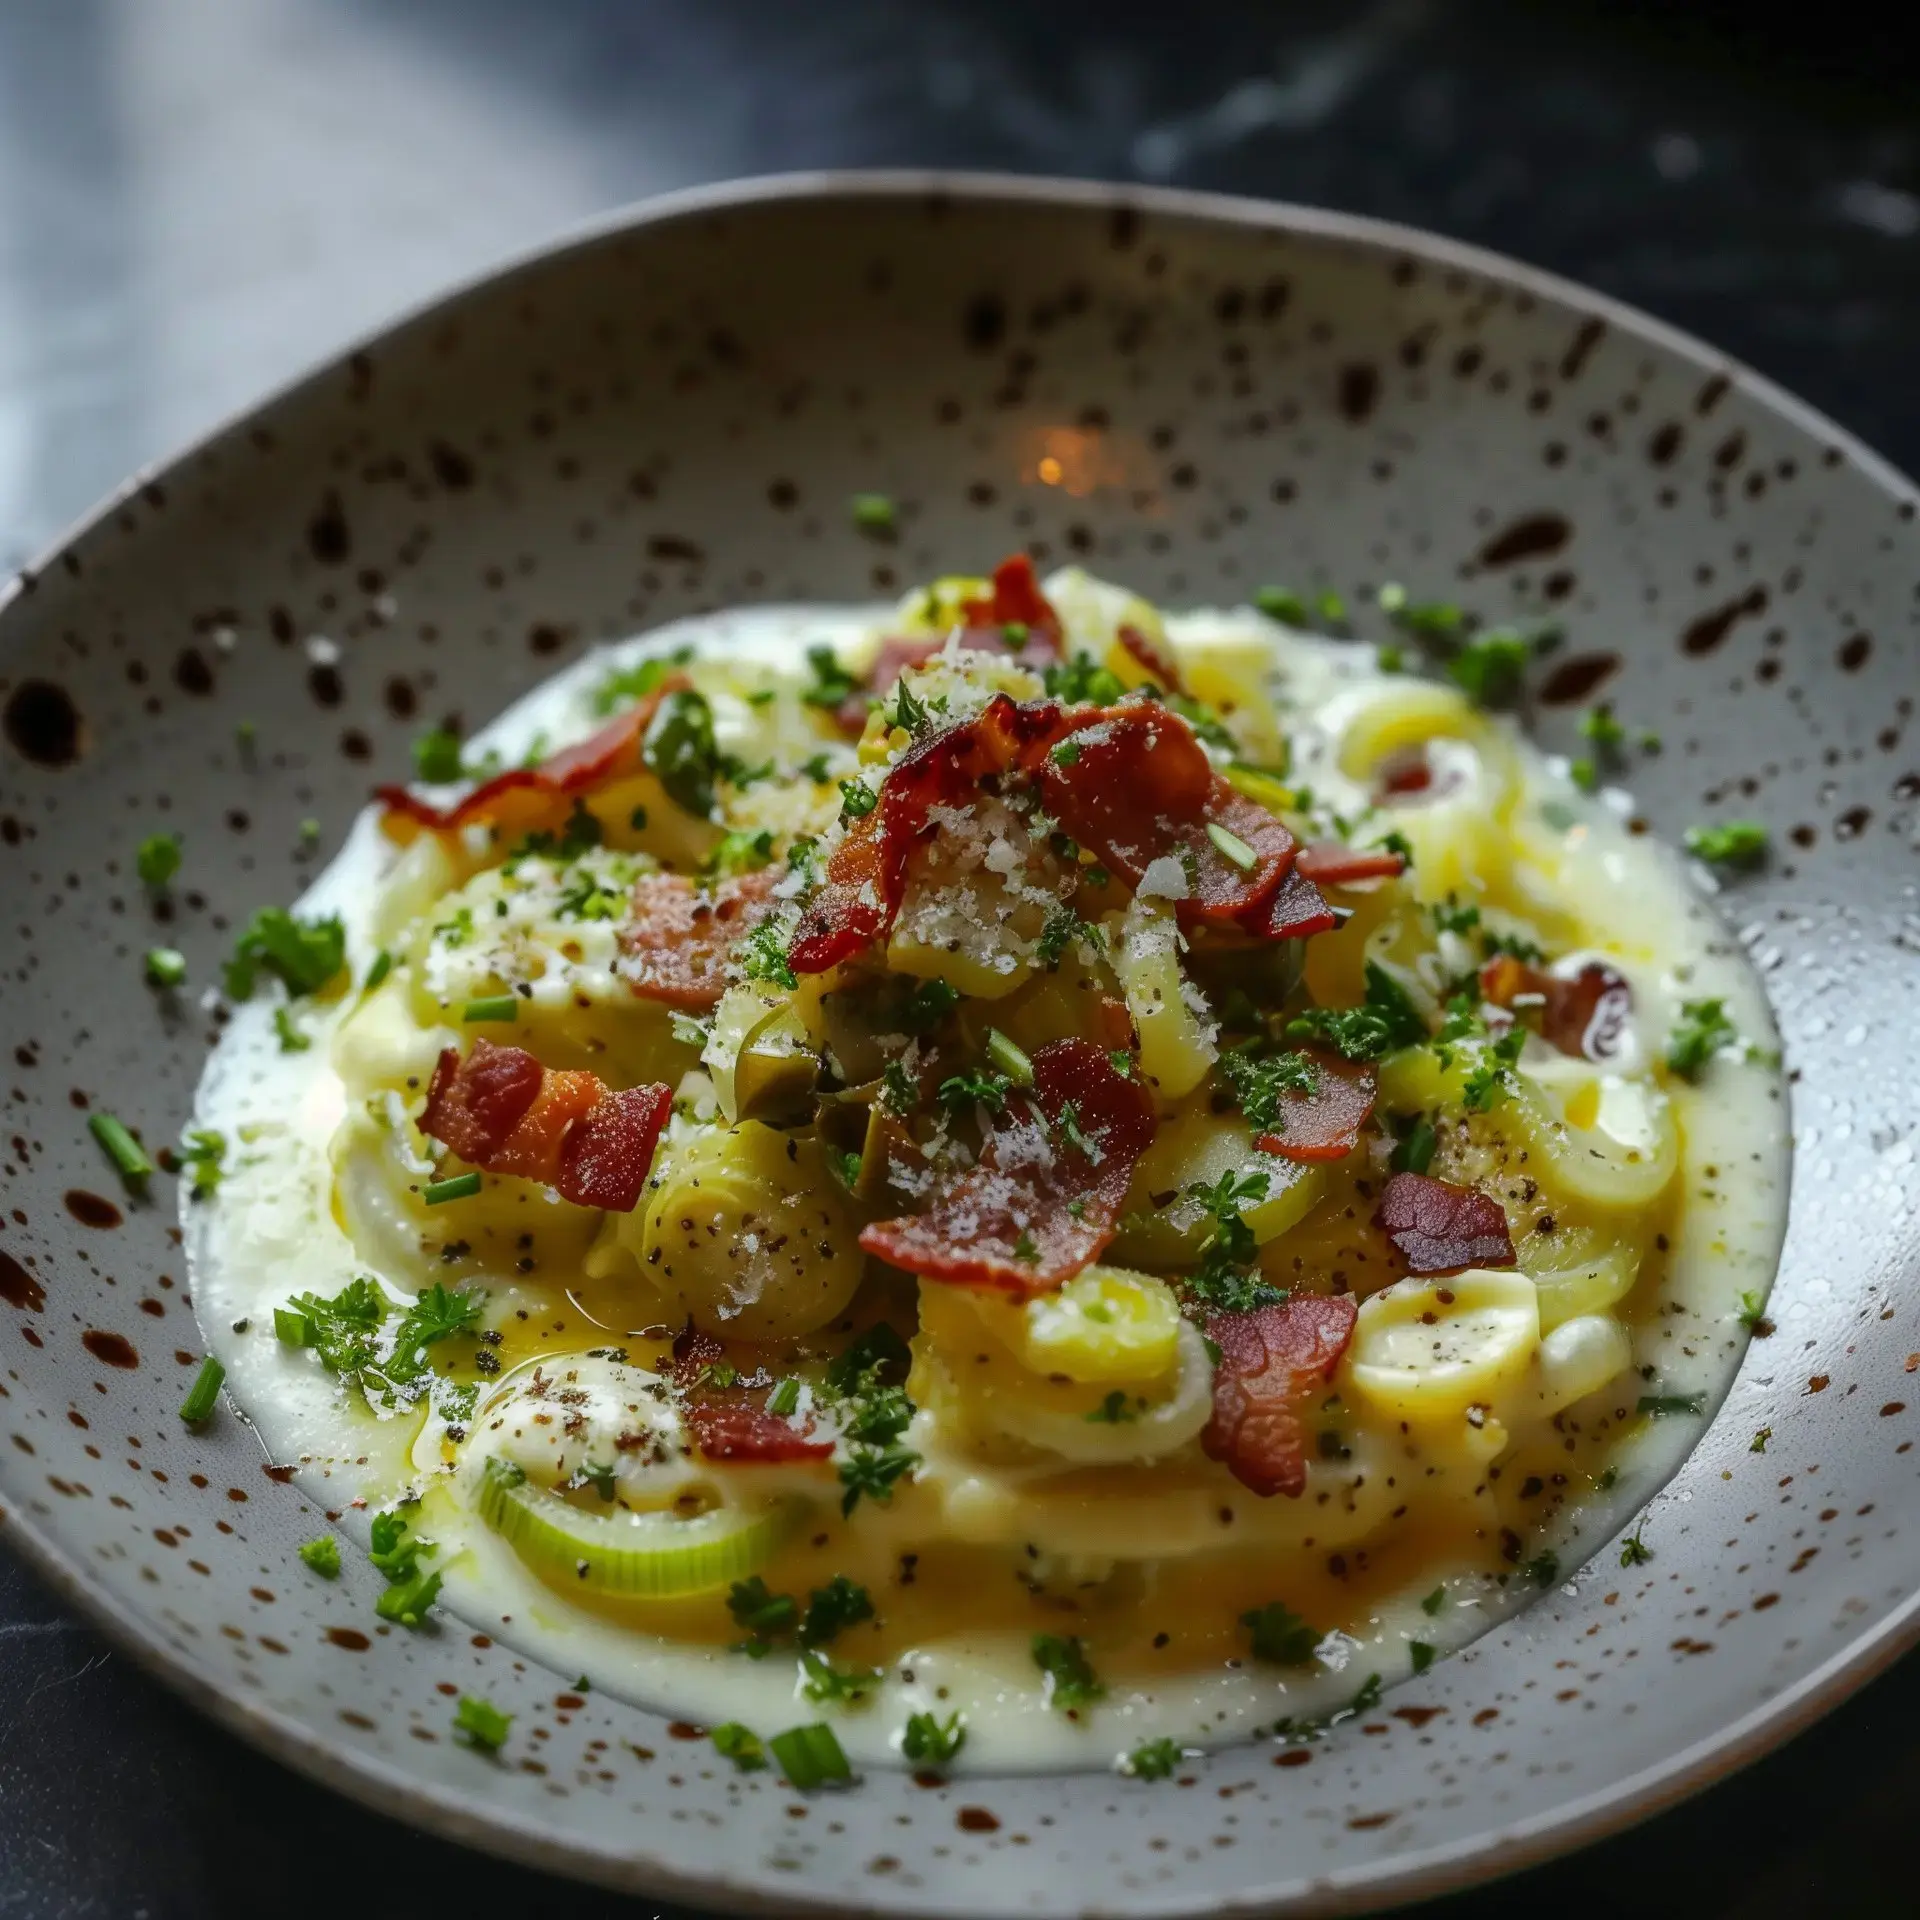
[{"left": 2, "top": 2, "right": 1917, "bottom": 1913}]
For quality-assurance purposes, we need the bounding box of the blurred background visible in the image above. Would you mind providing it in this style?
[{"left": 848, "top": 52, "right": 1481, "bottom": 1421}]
[{"left": 1, "top": 1, "right": 1916, "bottom": 1914}]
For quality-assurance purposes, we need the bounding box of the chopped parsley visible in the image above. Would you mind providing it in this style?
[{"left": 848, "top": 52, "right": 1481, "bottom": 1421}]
[
  {"left": 1432, "top": 896, "right": 1481, "bottom": 936},
  {"left": 179, "top": 1128, "right": 227, "bottom": 1197},
  {"left": 1684, "top": 819, "right": 1768, "bottom": 868},
  {"left": 1736, "top": 1289, "right": 1773, "bottom": 1335},
  {"left": 136, "top": 832, "right": 182, "bottom": 889},
  {"left": 1124, "top": 1736, "right": 1184, "bottom": 1781},
  {"left": 1579, "top": 704, "right": 1627, "bottom": 752},
  {"left": 590, "top": 655, "right": 677, "bottom": 715},
  {"left": 798, "top": 1649, "right": 880, "bottom": 1705},
  {"left": 837, "top": 777, "right": 878, "bottom": 823},
  {"left": 411, "top": 727, "right": 468, "bottom": 783},
  {"left": 225, "top": 907, "right": 347, "bottom": 1000},
  {"left": 710, "top": 1722, "right": 766, "bottom": 1771},
  {"left": 1217, "top": 1046, "right": 1318, "bottom": 1132},
  {"left": 738, "top": 919, "right": 798, "bottom": 991},
  {"left": 1241, "top": 1601, "right": 1323, "bottom": 1666},
  {"left": 849, "top": 492, "right": 896, "bottom": 533},
  {"left": 1420, "top": 1586, "right": 1448, "bottom": 1616},
  {"left": 1410, "top": 1641, "right": 1437, "bottom": 1675},
  {"left": 1460, "top": 1025, "right": 1527, "bottom": 1111},
  {"left": 1084, "top": 1389, "right": 1138, "bottom": 1424},
  {"left": 1285, "top": 961, "right": 1426, "bottom": 1061},
  {"left": 800, "top": 1575, "right": 874, "bottom": 1647},
  {"left": 701, "top": 827, "right": 776, "bottom": 879},
  {"left": 1378, "top": 583, "right": 1466, "bottom": 640},
  {"left": 1444, "top": 626, "right": 1542, "bottom": 706},
  {"left": 937, "top": 1069, "right": 1011, "bottom": 1119},
  {"left": 1036, "top": 905, "right": 1103, "bottom": 969},
  {"left": 297, "top": 1536, "right": 341, "bottom": 1579},
  {"left": 1169, "top": 693, "right": 1236, "bottom": 752},
  {"left": 1751, "top": 1426, "right": 1772, "bottom": 1453},
  {"left": 369, "top": 1509, "right": 441, "bottom": 1627},
  {"left": 886, "top": 676, "right": 930, "bottom": 735},
  {"left": 1619, "top": 1525, "right": 1652, "bottom": 1568},
  {"left": 881, "top": 1059, "right": 922, "bottom": 1115},
  {"left": 1042, "top": 655, "right": 1125, "bottom": 706},
  {"left": 901, "top": 1711, "right": 966, "bottom": 1767},
  {"left": 835, "top": 1432, "right": 918, "bottom": 1517},
  {"left": 641, "top": 688, "right": 720, "bottom": 818},
  {"left": 1666, "top": 997, "right": 1739, "bottom": 1081},
  {"left": 1031, "top": 1633, "right": 1104, "bottom": 1712},
  {"left": 1184, "top": 1168, "right": 1280, "bottom": 1313},
  {"left": 1519, "top": 1550, "right": 1561, "bottom": 1589},
  {"left": 272, "top": 1005, "right": 310, "bottom": 1053},
  {"left": 800, "top": 646, "right": 861, "bottom": 712},
  {"left": 1390, "top": 1116, "right": 1436, "bottom": 1175},
  {"left": 901, "top": 978, "right": 961, "bottom": 1032},
  {"left": 453, "top": 1694, "right": 513, "bottom": 1754},
  {"left": 144, "top": 946, "right": 187, "bottom": 988}
]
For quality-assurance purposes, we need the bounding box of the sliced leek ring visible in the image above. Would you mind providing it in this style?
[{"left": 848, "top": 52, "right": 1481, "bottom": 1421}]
[
  {"left": 1110, "top": 894, "right": 1216, "bottom": 1100},
  {"left": 1522, "top": 1224, "right": 1642, "bottom": 1332},
  {"left": 968, "top": 1265, "right": 1184, "bottom": 1386},
  {"left": 1114, "top": 1111, "right": 1324, "bottom": 1269},
  {"left": 473, "top": 1456, "right": 799, "bottom": 1599},
  {"left": 1347, "top": 1269, "right": 1541, "bottom": 1423},
  {"left": 1516, "top": 1064, "right": 1679, "bottom": 1212},
  {"left": 1532, "top": 1312, "right": 1632, "bottom": 1414}
]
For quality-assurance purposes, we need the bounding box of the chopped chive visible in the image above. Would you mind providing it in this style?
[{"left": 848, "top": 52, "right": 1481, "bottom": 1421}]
[
  {"left": 453, "top": 1694, "right": 514, "bottom": 1753},
  {"left": 768, "top": 1721, "right": 852, "bottom": 1789},
  {"left": 1253, "top": 585, "right": 1308, "bottom": 626},
  {"left": 711, "top": 1722, "right": 767, "bottom": 1771},
  {"left": 136, "top": 832, "right": 181, "bottom": 889},
  {"left": 1391, "top": 1118, "right": 1436, "bottom": 1175},
  {"left": 767, "top": 1378, "right": 801, "bottom": 1417},
  {"left": 178, "top": 1356, "right": 226, "bottom": 1424},
  {"left": 1420, "top": 1586, "right": 1447, "bottom": 1616},
  {"left": 89, "top": 1113, "right": 154, "bottom": 1192},
  {"left": 984, "top": 1028, "right": 1034, "bottom": 1087},
  {"left": 1684, "top": 819, "right": 1768, "bottom": 868},
  {"left": 424, "top": 1171, "right": 482, "bottom": 1205},
  {"left": 363, "top": 949, "right": 394, "bottom": 993},
  {"left": 274, "top": 1306, "right": 314, "bottom": 1347},
  {"left": 298, "top": 1535, "right": 341, "bottom": 1578},
  {"left": 848, "top": 493, "right": 896, "bottom": 535},
  {"left": 462, "top": 994, "right": 520, "bottom": 1024},
  {"left": 1409, "top": 1641, "right": 1436, "bottom": 1675},
  {"left": 1206, "top": 821, "right": 1260, "bottom": 871},
  {"left": 1637, "top": 1392, "right": 1704, "bottom": 1418},
  {"left": 144, "top": 947, "right": 188, "bottom": 988}
]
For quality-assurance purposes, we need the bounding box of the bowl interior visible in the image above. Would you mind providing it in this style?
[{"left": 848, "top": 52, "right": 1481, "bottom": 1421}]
[{"left": 2, "top": 176, "right": 1917, "bottom": 1917}]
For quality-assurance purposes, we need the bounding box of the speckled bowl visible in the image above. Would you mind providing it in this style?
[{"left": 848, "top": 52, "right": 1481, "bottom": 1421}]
[{"left": 2, "top": 174, "right": 1915, "bottom": 1916}]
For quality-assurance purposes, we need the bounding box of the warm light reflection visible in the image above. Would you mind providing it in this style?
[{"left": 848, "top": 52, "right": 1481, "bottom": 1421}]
[{"left": 1019, "top": 425, "right": 1142, "bottom": 499}]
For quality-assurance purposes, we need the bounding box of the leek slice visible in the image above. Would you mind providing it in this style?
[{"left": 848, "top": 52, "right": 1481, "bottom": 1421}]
[{"left": 473, "top": 1456, "right": 797, "bottom": 1598}]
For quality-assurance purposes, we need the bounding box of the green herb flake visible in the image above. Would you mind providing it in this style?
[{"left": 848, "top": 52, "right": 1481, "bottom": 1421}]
[
  {"left": 641, "top": 687, "right": 721, "bottom": 819},
  {"left": 849, "top": 492, "right": 896, "bottom": 534},
  {"left": 136, "top": 833, "right": 182, "bottom": 889},
  {"left": 1032, "top": 1633, "right": 1104, "bottom": 1712},
  {"left": 738, "top": 919, "right": 798, "bottom": 991},
  {"left": 1619, "top": 1526, "right": 1652, "bottom": 1568},
  {"left": 1445, "top": 629, "right": 1536, "bottom": 707},
  {"left": 144, "top": 946, "right": 188, "bottom": 989},
  {"left": 1240, "top": 1600, "right": 1322, "bottom": 1666},
  {"left": 985, "top": 1027, "right": 1035, "bottom": 1087},
  {"left": 901, "top": 1711, "right": 966, "bottom": 1767},
  {"left": 272, "top": 1006, "right": 310, "bottom": 1053},
  {"left": 798, "top": 1648, "right": 880, "bottom": 1706},
  {"left": 453, "top": 1694, "right": 514, "bottom": 1754},
  {"left": 179, "top": 1128, "right": 227, "bottom": 1198},
  {"left": 1736, "top": 1289, "right": 1773, "bottom": 1335},
  {"left": 800, "top": 647, "right": 861, "bottom": 713},
  {"left": 1409, "top": 1641, "right": 1437, "bottom": 1675},
  {"left": 768, "top": 1721, "right": 852, "bottom": 1790},
  {"left": 423, "top": 1171, "right": 482, "bottom": 1206},
  {"left": 1666, "top": 998, "right": 1739, "bottom": 1082},
  {"left": 1218, "top": 1046, "right": 1318, "bottom": 1132},
  {"left": 412, "top": 727, "right": 468, "bottom": 783},
  {"left": 1390, "top": 1116, "right": 1437, "bottom": 1175},
  {"left": 1520, "top": 1550, "right": 1561, "bottom": 1589},
  {"left": 800, "top": 1575, "right": 874, "bottom": 1647},
  {"left": 1750, "top": 1425, "right": 1772, "bottom": 1453},
  {"left": 297, "top": 1535, "right": 341, "bottom": 1579},
  {"left": 1125, "top": 1736, "right": 1184, "bottom": 1781},
  {"left": 1684, "top": 819, "right": 1769, "bottom": 868},
  {"left": 728, "top": 1575, "right": 799, "bottom": 1641},
  {"left": 710, "top": 1722, "right": 766, "bottom": 1771},
  {"left": 1420, "top": 1586, "right": 1448, "bottom": 1616},
  {"left": 178, "top": 1356, "right": 226, "bottom": 1425},
  {"left": 837, "top": 777, "right": 878, "bottom": 822},
  {"left": 1285, "top": 961, "right": 1427, "bottom": 1062},
  {"left": 1042, "top": 655, "right": 1126, "bottom": 707},
  {"left": 225, "top": 907, "right": 347, "bottom": 1001}
]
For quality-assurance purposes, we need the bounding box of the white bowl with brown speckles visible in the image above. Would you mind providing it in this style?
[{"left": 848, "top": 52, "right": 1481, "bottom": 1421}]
[{"left": 2, "top": 174, "right": 1916, "bottom": 1917}]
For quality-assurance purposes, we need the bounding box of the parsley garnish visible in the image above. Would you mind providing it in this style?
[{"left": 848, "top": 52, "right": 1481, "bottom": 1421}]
[
  {"left": 800, "top": 1575, "right": 874, "bottom": 1647},
  {"left": 837, "top": 1443, "right": 917, "bottom": 1518},
  {"left": 136, "top": 832, "right": 182, "bottom": 889},
  {"left": 1419, "top": 1586, "right": 1447, "bottom": 1616},
  {"left": 1445, "top": 627, "right": 1540, "bottom": 706},
  {"left": 710, "top": 1722, "right": 766, "bottom": 1770},
  {"left": 1684, "top": 819, "right": 1768, "bottom": 868},
  {"left": 837, "top": 777, "right": 878, "bottom": 823},
  {"left": 1217, "top": 1047, "right": 1318, "bottom": 1132},
  {"left": 1348, "top": 1673, "right": 1384, "bottom": 1714},
  {"left": 800, "top": 646, "right": 861, "bottom": 712},
  {"left": 641, "top": 687, "right": 720, "bottom": 818},
  {"left": 384, "top": 1282, "right": 483, "bottom": 1383},
  {"left": 1184, "top": 1169, "right": 1280, "bottom": 1313},
  {"left": 179, "top": 1128, "right": 227, "bottom": 1197},
  {"left": 849, "top": 492, "right": 896, "bottom": 533},
  {"left": 1619, "top": 1525, "right": 1652, "bottom": 1567},
  {"left": 1043, "top": 655, "right": 1125, "bottom": 706},
  {"left": 272, "top": 1006, "right": 309, "bottom": 1053},
  {"left": 1432, "top": 896, "right": 1481, "bottom": 935},
  {"left": 701, "top": 827, "right": 775, "bottom": 879},
  {"left": 886, "top": 677, "right": 930, "bottom": 735},
  {"left": 1666, "top": 998, "right": 1738, "bottom": 1081},
  {"left": 1032, "top": 1633, "right": 1104, "bottom": 1711},
  {"left": 1378, "top": 583, "right": 1466, "bottom": 640},
  {"left": 1461, "top": 1026, "right": 1526, "bottom": 1112},
  {"left": 453, "top": 1694, "right": 513, "bottom": 1753},
  {"left": 1410, "top": 1641, "right": 1437, "bottom": 1675},
  {"left": 1751, "top": 1425, "right": 1772, "bottom": 1453},
  {"left": 225, "top": 907, "right": 347, "bottom": 1000},
  {"left": 1036, "top": 905, "right": 1103, "bottom": 969},
  {"left": 1125, "top": 1737, "right": 1183, "bottom": 1780},
  {"left": 1519, "top": 1550, "right": 1561, "bottom": 1589},
  {"left": 901, "top": 1711, "right": 966, "bottom": 1766},
  {"left": 1085, "top": 1390, "right": 1137, "bottom": 1424},
  {"left": 729, "top": 1575, "right": 800, "bottom": 1642},
  {"left": 1736, "top": 1289, "right": 1773, "bottom": 1335},
  {"left": 1285, "top": 961, "right": 1426, "bottom": 1061},
  {"left": 901, "top": 978, "right": 960, "bottom": 1032},
  {"left": 1169, "top": 692, "right": 1236, "bottom": 752},
  {"left": 412, "top": 727, "right": 468, "bottom": 782},
  {"left": 297, "top": 1535, "right": 341, "bottom": 1579},
  {"left": 1241, "top": 1601, "right": 1322, "bottom": 1666},
  {"left": 738, "top": 918, "right": 798, "bottom": 991},
  {"left": 591, "top": 655, "right": 676, "bottom": 715},
  {"left": 881, "top": 1059, "right": 921, "bottom": 1115},
  {"left": 938, "top": 1069, "right": 1011, "bottom": 1118},
  {"left": 799, "top": 1649, "right": 880, "bottom": 1705},
  {"left": 369, "top": 1508, "right": 441, "bottom": 1627}
]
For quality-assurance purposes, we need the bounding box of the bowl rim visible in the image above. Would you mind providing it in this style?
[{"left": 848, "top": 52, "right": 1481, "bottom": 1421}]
[{"left": 4, "top": 166, "right": 1915, "bottom": 1917}]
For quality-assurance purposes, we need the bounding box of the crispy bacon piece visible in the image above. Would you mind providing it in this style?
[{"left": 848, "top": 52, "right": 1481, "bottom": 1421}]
[
  {"left": 1115, "top": 621, "right": 1185, "bottom": 693},
  {"left": 1200, "top": 1294, "right": 1357, "bottom": 1498},
  {"left": 1253, "top": 1051, "right": 1378, "bottom": 1163},
  {"left": 668, "top": 1326, "right": 834, "bottom": 1463},
  {"left": 619, "top": 869, "right": 783, "bottom": 1012},
  {"left": 1479, "top": 954, "right": 1631, "bottom": 1062},
  {"left": 1294, "top": 841, "right": 1408, "bottom": 886},
  {"left": 1373, "top": 1171, "right": 1515, "bottom": 1276},
  {"left": 1239, "top": 862, "right": 1338, "bottom": 941},
  {"left": 788, "top": 692, "right": 1060, "bottom": 975},
  {"left": 376, "top": 678, "right": 689, "bottom": 840},
  {"left": 1038, "top": 704, "right": 1297, "bottom": 928},
  {"left": 859, "top": 1038, "right": 1155, "bottom": 1294},
  {"left": 419, "top": 1039, "right": 671, "bottom": 1212},
  {"left": 959, "top": 553, "right": 1064, "bottom": 650}
]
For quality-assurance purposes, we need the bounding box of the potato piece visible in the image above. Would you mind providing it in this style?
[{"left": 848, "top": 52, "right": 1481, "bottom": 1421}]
[{"left": 1346, "top": 1269, "right": 1541, "bottom": 1423}]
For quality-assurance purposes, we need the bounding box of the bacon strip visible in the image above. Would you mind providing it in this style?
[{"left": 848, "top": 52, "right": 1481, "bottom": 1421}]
[
  {"left": 376, "top": 678, "right": 689, "bottom": 839},
  {"left": 1373, "top": 1172, "right": 1515, "bottom": 1276},
  {"left": 1253, "top": 1051, "right": 1378, "bottom": 1163},
  {"left": 419, "top": 1039, "right": 671, "bottom": 1212},
  {"left": 1201, "top": 1294, "right": 1357, "bottom": 1498},
  {"left": 859, "top": 1038, "right": 1155, "bottom": 1295},
  {"left": 619, "top": 869, "right": 782, "bottom": 1012},
  {"left": 1240, "top": 862, "right": 1338, "bottom": 941},
  {"left": 1295, "top": 841, "right": 1408, "bottom": 886},
  {"left": 1480, "top": 955, "right": 1631, "bottom": 1062},
  {"left": 668, "top": 1326, "right": 834, "bottom": 1463},
  {"left": 1038, "top": 704, "right": 1298, "bottom": 928},
  {"left": 960, "top": 554, "right": 1064, "bottom": 651}
]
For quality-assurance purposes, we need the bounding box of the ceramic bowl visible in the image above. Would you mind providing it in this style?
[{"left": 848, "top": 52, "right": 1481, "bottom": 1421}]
[{"left": 2, "top": 174, "right": 1916, "bottom": 1917}]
